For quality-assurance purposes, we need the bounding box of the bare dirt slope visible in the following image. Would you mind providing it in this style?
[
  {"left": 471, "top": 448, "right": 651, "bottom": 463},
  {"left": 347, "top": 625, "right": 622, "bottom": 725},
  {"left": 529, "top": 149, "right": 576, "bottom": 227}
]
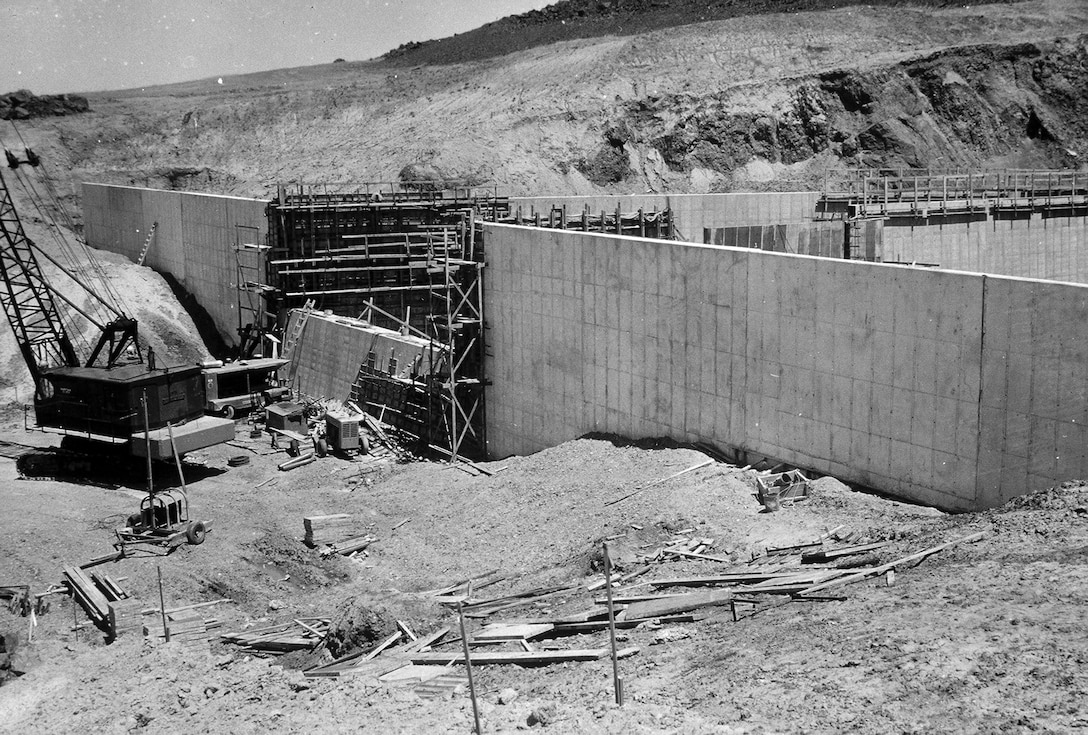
[
  {"left": 1, "top": 431, "right": 1086, "bottom": 733},
  {"left": 8, "top": 0, "right": 1086, "bottom": 206}
]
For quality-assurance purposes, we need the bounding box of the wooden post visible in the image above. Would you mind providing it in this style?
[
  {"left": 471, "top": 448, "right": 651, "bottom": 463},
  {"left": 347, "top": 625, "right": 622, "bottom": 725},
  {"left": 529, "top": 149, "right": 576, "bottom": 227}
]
[
  {"left": 141, "top": 391, "right": 154, "bottom": 498},
  {"left": 603, "top": 542, "right": 624, "bottom": 705},
  {"left": 157, "top": 565, "right": 170, "bottom": 643},
  {"left": 458, "top": 600, "right": 483, "bottom": 734},
  {"left": 166, "top": 423, "right": 186, "bottom": 492}
]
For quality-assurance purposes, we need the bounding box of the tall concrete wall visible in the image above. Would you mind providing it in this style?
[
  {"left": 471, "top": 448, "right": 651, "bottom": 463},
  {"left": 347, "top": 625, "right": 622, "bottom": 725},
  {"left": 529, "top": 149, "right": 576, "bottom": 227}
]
[
  {"left": 82, "top": 183, "right": 268, "bottom": 346},
  {"left": 882, "top": 212, "right": 1088, "bottom": 282},
  {"left": 483, "top": 222, "right": 1088, "bottom": 511}
]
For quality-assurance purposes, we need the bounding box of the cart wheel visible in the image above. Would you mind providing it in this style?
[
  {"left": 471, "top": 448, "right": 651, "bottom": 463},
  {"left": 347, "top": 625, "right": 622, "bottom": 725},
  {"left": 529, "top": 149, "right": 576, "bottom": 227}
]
[
  {"left": 224, "top": 405, "right": 236, "bottom": 420},
  {"left": 186, "top": 521, "right": 207, "bottom": 546},
  {"left": 315, "top": 438, "right": 328, "bottom": 458},
  {"left": 126, "top": 513, "right": 142, "bottom": 530}
]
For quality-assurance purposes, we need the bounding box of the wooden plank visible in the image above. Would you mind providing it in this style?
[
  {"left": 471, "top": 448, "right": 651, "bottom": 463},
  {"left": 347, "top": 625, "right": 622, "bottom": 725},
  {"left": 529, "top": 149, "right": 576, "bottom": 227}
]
[
  {"left": 625, "top": 588, "right": 733, "bottom": 619},
  {"left": 403, "top": 625, "right": 451, "bottom": 653},
  {"left": 797, "top": 532, "right": 986, "bottom": 597},
  {"left": 411, "top": 647, "right": 640, "bottom": 666},
  {"left": 801, "top": 541, "right": 889, "bottom": 563},
  {"left": 605, "top": 460, "right": 714, "bottom": 506},
  {"left": 649, "top": 570, "right": 813, "bottom": 588},
  {"left": 473, "top": 623, "right": 554, "bottom": 642},
  {"left": 660, "top": 549, "right": 732, "bottom": 563},
  {"left": 64, "top": 566, "right": 110, "bottom": 622}
]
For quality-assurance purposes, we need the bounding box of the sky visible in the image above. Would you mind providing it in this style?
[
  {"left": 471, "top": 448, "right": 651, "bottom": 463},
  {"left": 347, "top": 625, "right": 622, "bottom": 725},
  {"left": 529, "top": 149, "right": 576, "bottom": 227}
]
[{"left": 0, "top": 0, "right": 555, "bottom": 95}]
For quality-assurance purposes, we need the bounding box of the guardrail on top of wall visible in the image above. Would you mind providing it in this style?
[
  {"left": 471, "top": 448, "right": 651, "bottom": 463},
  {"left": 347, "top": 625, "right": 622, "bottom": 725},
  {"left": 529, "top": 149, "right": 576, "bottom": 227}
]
[{"left": 820, "top": 169, "right": 1088, "bottom": 219}]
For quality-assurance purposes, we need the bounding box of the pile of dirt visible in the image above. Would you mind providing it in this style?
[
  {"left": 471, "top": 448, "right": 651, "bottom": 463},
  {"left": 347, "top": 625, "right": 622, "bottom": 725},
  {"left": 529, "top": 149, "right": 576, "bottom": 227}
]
[{"left": 0, "top": 90, "right": 89, "bottom": 121}]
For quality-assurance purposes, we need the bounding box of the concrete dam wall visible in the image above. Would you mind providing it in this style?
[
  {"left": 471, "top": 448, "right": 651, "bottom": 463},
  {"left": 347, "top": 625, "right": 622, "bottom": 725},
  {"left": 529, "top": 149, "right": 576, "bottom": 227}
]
[
  {"left": 82, "top": 183, "right": 268, "bottom": 346},
  {"left": 482, "top": 223, "right": 1088, "bottom": 511},
  {"left": 82, "top": 183, "right": 1088, "bottom": 510}
]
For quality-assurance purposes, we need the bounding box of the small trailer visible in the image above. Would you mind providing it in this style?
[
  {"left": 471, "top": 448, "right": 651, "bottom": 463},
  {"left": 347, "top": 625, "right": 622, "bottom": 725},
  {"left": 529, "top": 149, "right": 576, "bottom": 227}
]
[
  {"left": 202, "top": 358, "right": 289, "bottom": 418},
  {"left": 115, "top": 488, "right": 211, "bottom": 549}
]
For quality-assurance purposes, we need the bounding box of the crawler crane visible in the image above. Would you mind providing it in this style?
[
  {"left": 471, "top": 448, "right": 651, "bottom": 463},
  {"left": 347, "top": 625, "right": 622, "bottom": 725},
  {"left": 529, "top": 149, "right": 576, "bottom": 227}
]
[{"left": 0, "top": 149, "right": 234, "bottom": 461}]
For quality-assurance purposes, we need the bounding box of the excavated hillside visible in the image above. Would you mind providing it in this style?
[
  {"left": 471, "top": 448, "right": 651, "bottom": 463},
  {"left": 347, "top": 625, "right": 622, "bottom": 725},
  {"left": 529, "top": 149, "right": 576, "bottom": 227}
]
[{"left": 6, "top": 0, "right": 1084, "bottom": 206}]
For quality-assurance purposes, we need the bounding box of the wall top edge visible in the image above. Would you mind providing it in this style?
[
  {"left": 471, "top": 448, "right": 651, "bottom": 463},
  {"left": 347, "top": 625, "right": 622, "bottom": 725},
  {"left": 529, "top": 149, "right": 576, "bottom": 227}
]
[
  {"left": 81, "top": 182, "right": 269, "bottom": 205},
  {"left": 481, "top": 221, "right": 1088, "bottom": 293},
  {"left": 508, "top": 191, "right": 821, "bottom": 201}
]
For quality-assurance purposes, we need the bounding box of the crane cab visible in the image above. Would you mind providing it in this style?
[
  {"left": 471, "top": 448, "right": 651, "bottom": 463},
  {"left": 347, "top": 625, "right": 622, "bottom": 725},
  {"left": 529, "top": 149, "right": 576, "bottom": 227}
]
[{"left": 33, "top": 363, "right": 236, "bottom": 459}]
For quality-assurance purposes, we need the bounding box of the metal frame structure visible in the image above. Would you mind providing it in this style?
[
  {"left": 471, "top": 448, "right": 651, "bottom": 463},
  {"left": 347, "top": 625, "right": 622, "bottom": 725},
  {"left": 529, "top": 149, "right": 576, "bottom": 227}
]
[{"left": 264, "top": 183, "right": 505, "bottom": 460}]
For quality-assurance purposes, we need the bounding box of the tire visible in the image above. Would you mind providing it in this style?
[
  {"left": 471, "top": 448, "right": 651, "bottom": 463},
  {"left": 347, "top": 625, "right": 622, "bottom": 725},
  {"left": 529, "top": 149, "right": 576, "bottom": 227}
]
[
  {"left": 315, "top": 438, "right": 328, "bottom": 458},
  {"left": 126, "top": 513, "right": 143, "bottom": 530},
  {"left": 223, "top": 405, "right": 236, "bottom": 420},
  {"left": 186, "top": 521, "right": 207, "bottom": 546},
  {"left": 227, "top": 455, "right": 250, "bottom": 467},
  {"left": 358, "top": 434, "right": 370, "bottom": 455}
]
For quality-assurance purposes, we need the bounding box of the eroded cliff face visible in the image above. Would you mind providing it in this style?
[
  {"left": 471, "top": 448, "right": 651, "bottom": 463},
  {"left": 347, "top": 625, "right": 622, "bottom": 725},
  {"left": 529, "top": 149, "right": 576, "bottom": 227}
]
[{"left": 584, "top": 36, "right": 1088, "bottom": 190}]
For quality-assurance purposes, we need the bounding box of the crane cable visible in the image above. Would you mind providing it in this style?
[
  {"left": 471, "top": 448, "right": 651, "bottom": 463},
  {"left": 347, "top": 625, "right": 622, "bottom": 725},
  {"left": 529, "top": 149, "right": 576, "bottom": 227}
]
[
  {"left": 5, "top": 121, "right": 134, "bottom": 321},
  {"left": 1, "top": 161, "right": 93, "bottom": 357}
]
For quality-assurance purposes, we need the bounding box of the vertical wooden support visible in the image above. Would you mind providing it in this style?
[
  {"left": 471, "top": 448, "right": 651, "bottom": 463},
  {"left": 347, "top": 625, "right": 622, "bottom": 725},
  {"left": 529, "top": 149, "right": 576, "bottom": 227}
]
[
  {"left": 157, "top": 565, "right": 170, "bottom": 643},
  {"left": 458, "top": 600, "right": 483, "bottom": 734},
  {"left": 603, "top": 542, "right": 624, "bottom": 705}
]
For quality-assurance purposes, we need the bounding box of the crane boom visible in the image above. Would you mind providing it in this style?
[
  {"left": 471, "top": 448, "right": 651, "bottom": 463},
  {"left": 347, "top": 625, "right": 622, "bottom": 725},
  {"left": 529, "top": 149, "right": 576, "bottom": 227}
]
[{"left": 0, "top": 165, "right": 79, "bottom": 396}]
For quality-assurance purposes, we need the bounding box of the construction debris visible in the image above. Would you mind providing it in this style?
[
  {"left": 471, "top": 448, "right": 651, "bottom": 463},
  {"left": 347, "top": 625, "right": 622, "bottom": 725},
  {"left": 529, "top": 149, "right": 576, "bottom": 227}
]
[
  {"left": 302, "top": 514, "right": 355, "bottom": 547},
  {"left": 221, "top": 618, "right": 330, "bottom": 655}
]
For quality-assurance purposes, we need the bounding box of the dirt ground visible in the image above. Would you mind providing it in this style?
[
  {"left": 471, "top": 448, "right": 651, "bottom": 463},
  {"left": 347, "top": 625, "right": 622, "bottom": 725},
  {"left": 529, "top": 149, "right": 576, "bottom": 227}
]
[{"left": 1, "top": 411, "right": 1086, "bottom": 734}]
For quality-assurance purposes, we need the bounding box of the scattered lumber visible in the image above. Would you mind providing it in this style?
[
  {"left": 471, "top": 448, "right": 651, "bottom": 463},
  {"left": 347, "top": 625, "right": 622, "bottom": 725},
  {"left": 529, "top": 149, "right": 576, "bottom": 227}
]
[
  {"left": 605, "top": 459, "right": 714, "bottom": 506},
  {"left": 141, "top": 598, "right": 233, "bottom": 616},
  {"left": 625, "top": 588, "right": 733, "bottom": 619},
  {"left": 413, "top": 669, "right": 470, "bottom": 699},
  {"left": 90, "top": 571, "right": 129, "bottom": 602},
  {"left": 303, "top": 630, "right": 406, "bottom": 678},
  {"left": 404, "top": 625, "right": 450, "bottom": 653},
  {"left": 797, "top": 532, "right": 986, "bottom": 597},
  {"left": 801, "top": 541, "right": 890, "bottom": 563},
  {"left": 326, "top": 534, "right": 376, "bottom": 556},
  {"left": 221, "top": 618, "right": 330, "bottom": 655},
  {"left": 79, "top": 549, "right": 125, "bottom": 569},
  {"left": 64, "top": 566, "right": 110, "bottom": 624},
  {"left": 412, "top": 646, "right": 641, "bottom": 666},
  {"left": 473, "top": 623, "right": 554, "bottom": 643},
  {"left": 537, "top": 614, "right": 698, "bottom": 636}
]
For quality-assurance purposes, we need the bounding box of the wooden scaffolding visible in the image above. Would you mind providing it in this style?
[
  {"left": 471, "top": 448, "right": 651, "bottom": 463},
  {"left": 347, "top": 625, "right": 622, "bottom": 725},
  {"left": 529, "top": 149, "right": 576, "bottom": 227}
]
[{"left": 264, "top": 182, "right": 504, "bottom": 460}]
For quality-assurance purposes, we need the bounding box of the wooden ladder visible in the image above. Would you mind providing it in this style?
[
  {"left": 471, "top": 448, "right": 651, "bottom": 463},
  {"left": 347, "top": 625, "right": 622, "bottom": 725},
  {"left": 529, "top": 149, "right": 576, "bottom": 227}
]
[
  {"left": 135, "top": 222, "right": 158, "bottom": 266},
  {"left": 282, "top": 299, "right": 315, "bottom": 360},
  {"left": 282, "top": 299, "right": 316, "bottom": 387}
]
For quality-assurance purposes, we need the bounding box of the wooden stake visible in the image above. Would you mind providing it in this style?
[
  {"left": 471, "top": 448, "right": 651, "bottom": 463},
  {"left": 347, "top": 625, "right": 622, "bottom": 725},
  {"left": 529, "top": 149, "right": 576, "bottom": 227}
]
[
  {"left": 458, "top": 600, "right": 483, "bottom": 734},
  {"left": 603, "top": 542, "right": 624, "bottom": 706},
  {"left": 166, "top": 422, "right": 186, "bottom": 491},
  {"left": 141, "top": 391, "right": 154, "bottom": 497},
  {"left": 157, "top": 565, "right": 170, "bottom": 643}
]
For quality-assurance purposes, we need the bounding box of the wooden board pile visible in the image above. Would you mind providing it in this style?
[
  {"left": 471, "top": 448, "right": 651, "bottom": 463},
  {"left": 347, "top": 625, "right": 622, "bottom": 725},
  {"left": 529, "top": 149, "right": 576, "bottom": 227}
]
[
  {"left": 149, "top": 611, "right": 222, "bottom": 648},
  {"left": 220, "top": 618, "right": 330, "bottom": 655},
  {"left": 64, "top": 566, "right": 132, "bottom": 632},
  {"left": 108, "top": 599, "right": 144, "bottom": 639},
  {"left": 303, "top": 513, "right": 376, "bottom": 555}
]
